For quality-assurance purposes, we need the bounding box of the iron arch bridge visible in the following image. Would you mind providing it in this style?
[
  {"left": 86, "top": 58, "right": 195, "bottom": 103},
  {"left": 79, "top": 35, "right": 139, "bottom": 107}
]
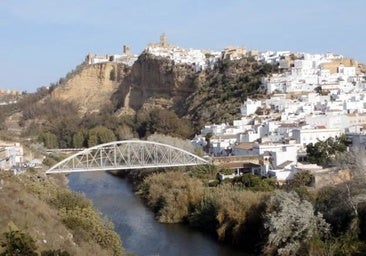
[{"left": 46, "top": 140, "right": 209, "bottom": 174}]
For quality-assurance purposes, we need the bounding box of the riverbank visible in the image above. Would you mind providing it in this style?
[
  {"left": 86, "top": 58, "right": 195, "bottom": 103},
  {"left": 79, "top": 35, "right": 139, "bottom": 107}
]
[
  {"left": 67, "top": 171, "right": 249, "bottom": 256},
  {"left": 108, "top": 167, "right": 263, "bottom": 254},
  {"left": 0, "top": 169, "right": 125, "bottom": 256}
]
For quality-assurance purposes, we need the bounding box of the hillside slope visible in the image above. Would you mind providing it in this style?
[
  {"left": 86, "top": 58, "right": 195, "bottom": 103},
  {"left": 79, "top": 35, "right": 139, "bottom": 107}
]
[
  {"left": 51, "top": 62, "right": 130, "bottom": 114},
  {"left": 0, "top": 170, "right": 125, "bottom": 255},
  {"left": 6, "top": 52, "right": 280, "bottom": 145}
]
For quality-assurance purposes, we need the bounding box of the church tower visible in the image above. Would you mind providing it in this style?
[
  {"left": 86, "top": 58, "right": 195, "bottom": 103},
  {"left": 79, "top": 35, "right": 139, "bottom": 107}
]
[{"left": 160, "top": 33, "right": 168, "bottom": 47}]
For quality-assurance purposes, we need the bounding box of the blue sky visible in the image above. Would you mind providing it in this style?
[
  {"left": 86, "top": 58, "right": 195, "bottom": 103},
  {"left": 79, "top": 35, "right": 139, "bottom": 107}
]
[{"left": 1, "top": 0, "right": 365, "bottom": 92}]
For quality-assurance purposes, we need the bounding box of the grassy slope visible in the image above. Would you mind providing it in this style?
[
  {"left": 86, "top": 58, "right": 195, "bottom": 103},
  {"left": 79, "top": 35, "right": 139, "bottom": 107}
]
[{"left": 0, "top": 170, "right": 125, "bottom": 256}]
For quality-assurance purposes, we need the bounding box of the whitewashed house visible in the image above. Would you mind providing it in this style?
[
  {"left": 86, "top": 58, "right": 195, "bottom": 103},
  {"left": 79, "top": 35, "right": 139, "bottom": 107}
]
[
  {"left": 292, "top": 127, "right": 344, "bottom": 147},
  {"left": 240, "top": 98, "right": 262, "bottom": 116},
  {"left": 0, "top": 143, "right": 24, "bottom": 170}
]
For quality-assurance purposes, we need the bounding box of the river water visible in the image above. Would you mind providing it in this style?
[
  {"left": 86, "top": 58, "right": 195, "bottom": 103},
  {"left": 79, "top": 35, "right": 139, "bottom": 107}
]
[{"left": 67, "top": 171, "right": 248, "bottom": 256}]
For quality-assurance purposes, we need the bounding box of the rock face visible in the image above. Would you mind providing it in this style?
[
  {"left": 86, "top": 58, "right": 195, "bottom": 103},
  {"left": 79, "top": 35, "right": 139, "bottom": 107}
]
[
  {"left": 113, "top": 53, "right": 198, "bottom": 115},
  {"left": 51, "top": 62, "right": 130, "bottom": 114},
  {"left": 52, "top": 54, "right": 198, "bottom": 116}
]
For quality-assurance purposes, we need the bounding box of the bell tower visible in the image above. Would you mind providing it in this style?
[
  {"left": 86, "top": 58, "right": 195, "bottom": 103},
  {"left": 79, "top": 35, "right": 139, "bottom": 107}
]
[{"left": 160, "top": 33, "right": 168, "bottom": 47}]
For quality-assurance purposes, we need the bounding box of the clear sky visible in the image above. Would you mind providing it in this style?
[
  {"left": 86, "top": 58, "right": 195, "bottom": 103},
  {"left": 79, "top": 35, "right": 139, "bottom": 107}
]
[{"left": 1, "top": 0, "right": 365, "bottom": 92}]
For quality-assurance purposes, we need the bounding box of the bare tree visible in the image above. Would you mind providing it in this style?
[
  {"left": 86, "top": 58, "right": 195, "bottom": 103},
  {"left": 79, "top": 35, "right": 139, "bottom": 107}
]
[
  {"left": 332, "top": 148, "right": 366, "bottom": 232},
  {"left": 263, "top": 190, "right": 330, "bottom": 256}
]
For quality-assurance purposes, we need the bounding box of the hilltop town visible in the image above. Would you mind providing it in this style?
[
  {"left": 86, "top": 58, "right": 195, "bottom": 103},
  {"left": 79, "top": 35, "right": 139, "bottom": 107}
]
[
  {"left": 2, "top": 34, "right": 366, "bottom": 186},
  {"left": 83, "top": 33, "right": 366, "bottom": 185},
  {"left": 85, "top": 33, "right": 250, "bottom": 70}
]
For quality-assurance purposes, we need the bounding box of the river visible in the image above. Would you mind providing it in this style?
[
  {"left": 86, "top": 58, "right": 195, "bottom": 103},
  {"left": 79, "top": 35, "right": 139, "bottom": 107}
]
[{"left": 67, "top": 171, "right": 249, "bottom": 256}]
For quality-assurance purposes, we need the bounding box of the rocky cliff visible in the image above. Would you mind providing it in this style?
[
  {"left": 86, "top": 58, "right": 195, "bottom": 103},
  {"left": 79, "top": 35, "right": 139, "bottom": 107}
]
[
  {"left": 112, "top": 53, "right": 198, "bottom": 115},
  {"left": 51, "top": 62, "right": 130, "bottom": 114},
  {"left": 49, "top": 53, "right": 271, "bottom": 128},
  {"left": 51, "top": 54, "right": 199, "bottom": 116}
]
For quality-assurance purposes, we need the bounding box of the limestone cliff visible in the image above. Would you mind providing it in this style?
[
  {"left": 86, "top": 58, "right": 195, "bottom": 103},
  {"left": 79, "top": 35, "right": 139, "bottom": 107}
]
[
  {"left": 51, "top": 62, "right": 130, "bottom": 114},
  {"left": 51, "top": 54, "right": 198, "bottom": 116},
  {"left": 112, "top": 53, "right": 198, "bottom": 115}
]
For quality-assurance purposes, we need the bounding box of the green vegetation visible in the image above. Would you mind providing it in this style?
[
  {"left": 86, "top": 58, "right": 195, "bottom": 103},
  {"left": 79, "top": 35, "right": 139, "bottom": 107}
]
[
  {"left": 26, "top": 174, "right": 124, "bottom": 255},
  {"left": 0, "top": 229, "right": 71, "bottom": 256},
  {"left": 2, "top": 52, "right": 366, "bottom": 255},
  {"left": 233, "top": 173, "right": 277, "bottom": 191},
  {"left": 0, "top": 171, "right": 125, "bottom": 256},
  {"left": 185, "top": 57, "right": 279, "bottom": 129},
  {"left": 1, "top": 230, "right": 38, "bottom": 256},
  {"left": 15, "top": 89, "right": 193, "bottom": 148},
  {"left": 138, "top": 171, "right": 204, "bottom": 223},
  {"left": 136, "top": 156, "right": 366, "bottom": 255},
  {"left": 135, "top": 108, "right": 193, "bottom": 139},
  {"left": 138, "top": 169, "right": 268, "bottom": 251},
  {"left": 3, "top": 55, "right": 278, "bottom": 148},
  {"left": 306, "top": 135, "right": 348, "bottom": 166}
]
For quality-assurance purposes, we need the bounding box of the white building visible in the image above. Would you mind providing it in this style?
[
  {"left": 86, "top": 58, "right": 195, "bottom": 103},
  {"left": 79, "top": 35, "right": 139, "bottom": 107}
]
[
  {"left": 305, "top": 113, "right": 349, "bottom": 129},
  {"left": 0, "top": 143, "right": 24, "bottom": 170},
  {"left": 292, "top": 127, "right": 344, "bottom": 147},
  {"left": 240, "top": 98, "right": 262, "bottom": 116},
  {"left": 338, "top": 65, "right": 356, "bottom": 77},
  {"left": 209, "top": 135, "right": 237, "bottom": 156}
]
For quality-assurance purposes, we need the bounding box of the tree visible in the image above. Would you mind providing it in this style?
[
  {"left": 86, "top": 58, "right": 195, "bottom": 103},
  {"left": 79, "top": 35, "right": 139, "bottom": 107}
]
[
  {"left": 40, "top": 132, "right": 59, "bottom": 148},
  {"left": 306, "top": 136, "right": 348, "bottom": 166},
  {"left": 72, "top": 130, "right": 87, "bottom": 148},
  {"left": 116, "top": 124, "right": 134, "bottom": 140},
  {"left": 135, "top": 108, "right": 193, "bottom": 139},
  {"left": 263, "top": 190, "right": 330, "bottom": 256},
  {"left": 289, "top": 170, "right": 313, "bottom": 187},
  {"left": 87, "top": 126, "right": 116, "bottom": 147},
  {"left": 148, "top": 108, "right": 193, "bottom": 138},
  {"left": 331, "top": 149, "right": 366, "bottom": 235},
  {"left": 235, "top": 173, "right": 277, "bottom": 192},
  {"left": 315, "top": 186, "right": 353, "bottom": 236},
  {"left": 204, "top": 132, "right": 213, "bottom": 153}
]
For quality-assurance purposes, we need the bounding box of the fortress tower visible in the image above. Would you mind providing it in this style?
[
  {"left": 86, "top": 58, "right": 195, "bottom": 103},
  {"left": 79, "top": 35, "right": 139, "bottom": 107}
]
[
  {"left": 123, "top": 45, "right": 131, "bottom": 55},
  {"left": 160, "top": 33, "right": 168, "bottom": 47}
]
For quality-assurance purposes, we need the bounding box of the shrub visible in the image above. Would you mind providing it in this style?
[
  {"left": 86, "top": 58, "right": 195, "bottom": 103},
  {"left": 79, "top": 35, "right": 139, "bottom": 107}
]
[
  {"left": 188, "top": 199, "right": 218, "bottom": 233},
  {"left": 41, "top": 249, "right": 71, "bottom": 256},
  {"left": 49, "top": 189, "right": 92, "bottom": 211},
  {"left": 315, "top": 186, "right": 354, "bottom": 236},
  {"left": 138, "top": 171, "right": 204, "bottom": 223},
  {"left": 205, "top": 184, "right": 267, "bottom": 242},
  {"left": 263, "top": 190, "right": 330, "bottom": 256},
  {"left": 190, "top": 164, "right": 218, "bottom": 181},
  {"left": 59, "top": 207, "right": 123, "bottom": 255},
  {"left": 0, "top": 230, "right": 38, "bottom": 256},
  {"left": 234, "top": 173, "right": 277, "bottom": 192}
]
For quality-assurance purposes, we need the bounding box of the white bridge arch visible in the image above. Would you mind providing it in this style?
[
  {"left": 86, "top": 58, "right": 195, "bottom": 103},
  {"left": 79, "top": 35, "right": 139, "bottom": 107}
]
[{"left": 46, "top": 140, "right": 209, "bottom": 174}]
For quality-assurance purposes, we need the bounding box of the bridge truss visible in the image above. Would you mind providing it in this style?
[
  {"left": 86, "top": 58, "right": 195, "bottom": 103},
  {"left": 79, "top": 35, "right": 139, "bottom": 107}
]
[{"left": 46, "top": 140, "right": 209, "bottom": 174}]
